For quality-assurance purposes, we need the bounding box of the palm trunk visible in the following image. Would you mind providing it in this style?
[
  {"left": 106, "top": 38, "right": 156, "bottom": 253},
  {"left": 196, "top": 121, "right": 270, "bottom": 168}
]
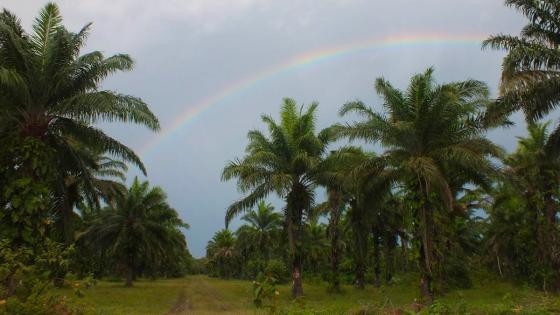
[
  {"left": 496, "top": 251, "right": 503, "bottom": 278},
  {"left": 286, "top": 184, "right": 307, "bottom": 298},
  {"left": 125, "top": 267, "right": 134, "bottom": 287},
  {"left": 53, "top": 183, "right": 78, "bottom": 287},
  {"left": 526, "top": 187, "right": 551, "bottom": 289},
  {"left": 350, "top": 199, "right": 367, "bottom": 290},
  {"left": 545, "top": 193, "right": 557, "bottom": 233},
  {"left": 287, "top": 209, "right": 303, "bottom": 297},
  {"left": 543, "top": 187, "right": 560, "bottom": 290},
  {"left": 328, "top": 188, "right": 341, "bottom": 292},
  {"left": 399, "top": 232, "right": 409, "bottom": 272},
  {"left": 355, "top": 260, "right": 365, "bottom": 289},
  {"left": 61, "top": 200, "right": 74, "bottom": 245},
  {"left": 224, "top": 261, "right": 230, "bottom": 280},
  {"left": 384, "top": 234, "right": 395, "bottom": 284},
  {"left": 372, "top": 227, "right": 381, "bottom": 288},
  {"left": 292, "top": 256, "right": 303, "bottom": 297},
  {"left": 418, "top": 191, "right": 434, "bottom": 303},
  {"left": 354, "top": 230, "right": 367, "bottom": 290},
  {"left": 125, "top": 256, "right": 134, "bottom": 287}
]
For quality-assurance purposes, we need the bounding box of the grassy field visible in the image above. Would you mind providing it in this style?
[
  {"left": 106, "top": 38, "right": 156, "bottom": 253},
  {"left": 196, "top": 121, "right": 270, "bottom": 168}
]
[{"left": 57, "top": 275, "right": 560, "bottom": 314}]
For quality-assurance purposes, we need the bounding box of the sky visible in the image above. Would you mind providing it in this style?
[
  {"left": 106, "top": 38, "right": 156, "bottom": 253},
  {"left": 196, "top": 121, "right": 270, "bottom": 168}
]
[{"left": 1, "top": 0, "right": 529, "bottom": 257}]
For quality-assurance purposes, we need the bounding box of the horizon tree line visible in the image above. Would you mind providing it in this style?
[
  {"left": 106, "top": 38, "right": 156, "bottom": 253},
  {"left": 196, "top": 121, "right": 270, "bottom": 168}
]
[{"left": 218, "top": 0, "right": 560, "bottom": 302}]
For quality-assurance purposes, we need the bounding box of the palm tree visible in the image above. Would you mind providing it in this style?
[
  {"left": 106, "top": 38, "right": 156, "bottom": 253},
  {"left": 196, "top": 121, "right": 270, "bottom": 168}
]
[
  {"left": 54, "top": 150, "right": 128, "bottom": 245},
  {"left": 222, "top": 98, "right": 334, "bottom": 297},
  {"left": 314, "top": 150, "right": 352, "bottom": 292},
  {"left": 506, "top": 122, "right": 560, "bottom": 290},
  {"left": 81, "top": 177, "right": 188, "bottom": 287},
  {"left": 240, "top": 201, "right": 282, "bottom": 262},
  {"left": 317, "top": 147, "right": 388, "bottom": 291},
  {"left": 336, "top": 68, "right": 502, "bottom": 301},
  {"left": 0, "top": 4, "right": 158, "bottom": 243},
  {"left": 303, "top": 219, "right": 328, "bottom": 275},
  {"left": 207, "top": 229, "right": 237, "bottom": 279},
  {"left": 371, "top": 194, "right": 402, "bottom": 287},
  {"left": 483, "top": 0, "right": 560, "bottom": 148},
  {"left": 357, "top": 164, "right": 393, "bottom": 288},
  {"left": 80, "top": 155, "right": 128, "bottom": 209},
  {"left": 485, "top": 182, "right": 534, "bottom": 281},
  {"left": 345, "top": 198, "right": 369, "bottom": 289},
  {"left": 321, "top": 146, "right": 390, "bottom": 289},
  {"left": 510, "top": 122, "right": 559, "bottom": 227},
  {"left": 0, "top": 3, "right": 158, "bottom": 168},
  {"left": 47, "top": 151, "right": 127, "bottom": 286}
]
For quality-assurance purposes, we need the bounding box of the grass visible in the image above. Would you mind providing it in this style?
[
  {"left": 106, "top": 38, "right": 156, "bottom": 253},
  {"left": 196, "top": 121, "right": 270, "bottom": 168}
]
[{"left": 56, "top": 274, "right": 560, "bottom": 314}]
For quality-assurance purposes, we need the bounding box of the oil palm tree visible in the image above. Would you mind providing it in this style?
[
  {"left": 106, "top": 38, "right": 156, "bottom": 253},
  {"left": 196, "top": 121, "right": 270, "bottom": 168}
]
[
  {"left": 54, "top": 149, "right": 128, "bottom": 245},
  {"left": 506, "top": 122, "right": 560, "bottom": 290},
  {"left": 336, "top": 68, "right": 502, "bottom": 301},
  {"left": 337, "top": 148, "right": 391, "bottom": 289},
  {"left": 0, "top": 3, "right": 158, "bottom": 170},
  {"left": 346, "top": 151, "right": 398, "bottom": 288},
  {"left": 240, "top": 201, "right": 282, "bottom": 261},
  {"left": 485, "top": 181, "right": 535, "bottom": 281},
  {"left": 509, "top": 122, "right": 559, "bottom": 228},
  {"left": 345, "top": 198, "right": 369, "bottom": 289},
  {"left": 317, "top": 147, "right": 388, "bottom": 291},
  {"left": 81, "top": 177, "right": 188, "bottom": 287},
  {"left": 0, "top": 3, "right": 158, "bottom": 245},
  {"left": 302, "top": 219, "right": 328, "bottom": 275},
  {"left": 222, "top": 98, "right": 334, "bottom": 297},
  {"left": 324, "top": 184, "right": 345, "bottom": 292},
  {"left": 483, "top": 0, "right": 560, "bottom": 148},
  {"left": 207, "top": 229, "right": 237, "bottom": 279},
  {"left": 314, "top": 149, "right": 352, "bottom": 292}
]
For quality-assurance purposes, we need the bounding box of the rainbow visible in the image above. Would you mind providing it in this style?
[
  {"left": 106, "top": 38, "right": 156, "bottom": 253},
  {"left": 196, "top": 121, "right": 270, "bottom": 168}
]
[{"left": 139, "top": 32, "right": 486, "bottom": 156}]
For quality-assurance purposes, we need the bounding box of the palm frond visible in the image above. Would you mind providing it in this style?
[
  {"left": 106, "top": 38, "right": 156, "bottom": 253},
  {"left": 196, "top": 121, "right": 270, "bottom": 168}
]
[{"left": 31, "top": 2, "right": 62, "bottom": 65}]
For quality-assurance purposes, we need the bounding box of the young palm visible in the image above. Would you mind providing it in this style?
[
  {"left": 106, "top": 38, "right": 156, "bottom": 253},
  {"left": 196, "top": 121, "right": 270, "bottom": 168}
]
[
  {"left": 240, "top": 201, "right": 282, "bottom": 261},
  {"left": 483, "top": 0, "right": 560, "bottom": 147},
  {"left": 302, "top": 219, "right": 328, "bottom": 275},
  {"left": 207, "top": 229, "right": 238, "bottom": 279},
  {"left": 336, "top": 68, "right": 502, "bottom": 301},
  {"left": 222, "top": 98, "right": 334, "bottom": 297},
  {"left": 81, "top": 178, "right": 188, "bottom": 287}
]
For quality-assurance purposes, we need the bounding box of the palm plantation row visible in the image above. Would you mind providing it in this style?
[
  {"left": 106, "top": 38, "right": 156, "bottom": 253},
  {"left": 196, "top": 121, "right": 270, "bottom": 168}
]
[
  {"left": 0, "top": 3, "right": 191, "bottom": 313},
  {"left": 0, "top": 0, "right": 559, "bottom": 313},
  {"left": 215, "top": 0, "right": 560, "bottom": 304}
]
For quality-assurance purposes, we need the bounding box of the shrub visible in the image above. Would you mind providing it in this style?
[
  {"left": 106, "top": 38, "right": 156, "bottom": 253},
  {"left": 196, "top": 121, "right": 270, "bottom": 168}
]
[
  {"left": 265, "top": 259, "right": 289, "bottom": 283},
  {"left": 252, "top": 274, "right": 279, "bottom": 312},
  {"left": 0, "top": 239, "right": 84, "bottom": 315}
]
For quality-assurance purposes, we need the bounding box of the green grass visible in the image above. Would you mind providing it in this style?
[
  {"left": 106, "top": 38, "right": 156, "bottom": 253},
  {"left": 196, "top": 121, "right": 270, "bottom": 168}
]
[{"left": 56, "top": 275, "right": 560, "bottom": 314}]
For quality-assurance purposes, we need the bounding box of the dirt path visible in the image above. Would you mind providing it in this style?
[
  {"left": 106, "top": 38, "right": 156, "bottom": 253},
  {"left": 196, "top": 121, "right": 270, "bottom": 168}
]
[
  {"left": 166, "top": 289, "right": 191, "bottom": 314},
  {"left": 166, "top": 276, "right": 245, "bottom": 314}
]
